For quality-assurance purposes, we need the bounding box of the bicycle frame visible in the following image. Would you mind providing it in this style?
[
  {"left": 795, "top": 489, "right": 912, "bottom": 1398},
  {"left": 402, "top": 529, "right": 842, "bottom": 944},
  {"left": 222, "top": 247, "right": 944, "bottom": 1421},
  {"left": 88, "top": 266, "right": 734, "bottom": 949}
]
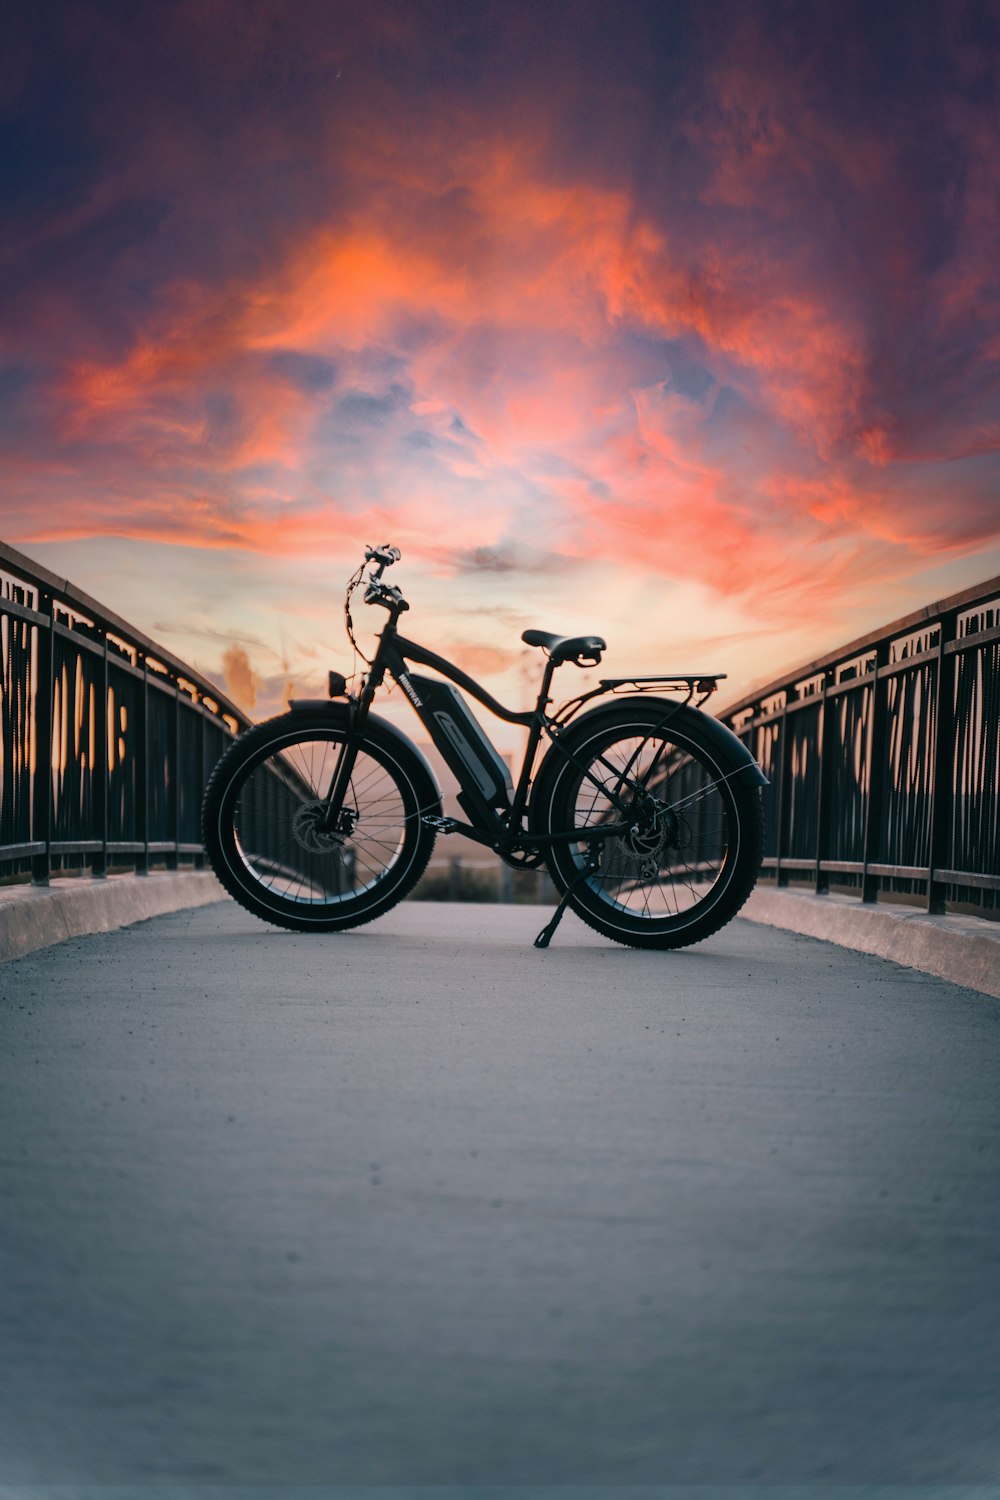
[
  {"left": 320, "top": 595, "right": 711, "bottom": 863},
  {"left": 382, "top": 627, "right": 567, "bottom": 851}
]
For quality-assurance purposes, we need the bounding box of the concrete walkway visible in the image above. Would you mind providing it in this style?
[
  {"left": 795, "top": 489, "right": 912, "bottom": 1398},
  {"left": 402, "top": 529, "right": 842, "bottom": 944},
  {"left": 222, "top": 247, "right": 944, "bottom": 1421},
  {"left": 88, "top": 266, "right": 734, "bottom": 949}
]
[{"left": 0, "top": 901, "right": 998, "bottom": 1488}]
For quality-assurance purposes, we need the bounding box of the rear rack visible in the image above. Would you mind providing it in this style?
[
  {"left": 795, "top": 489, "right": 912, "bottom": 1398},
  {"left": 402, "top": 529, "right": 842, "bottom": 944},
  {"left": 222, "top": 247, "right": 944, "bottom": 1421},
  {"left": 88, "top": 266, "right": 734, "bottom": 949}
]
[
  {"left": 599, "top": 674, "right": 725, "bottom": 694},
  {"left": 553, "top": 673, "right": 726, "bottom": 727}
]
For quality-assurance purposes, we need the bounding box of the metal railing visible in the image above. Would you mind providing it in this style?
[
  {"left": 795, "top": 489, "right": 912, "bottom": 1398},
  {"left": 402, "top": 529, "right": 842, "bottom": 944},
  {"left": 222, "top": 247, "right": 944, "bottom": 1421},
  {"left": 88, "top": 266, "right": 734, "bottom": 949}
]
[
  {"left": 720, "top": 575, "right": 1000, "bottom": 918},
  {"left": 4, "top": 539, "right": 997, "bottom": 922},
  {"left": 0, "top": 541, "right": 250, "bottom": 884}
]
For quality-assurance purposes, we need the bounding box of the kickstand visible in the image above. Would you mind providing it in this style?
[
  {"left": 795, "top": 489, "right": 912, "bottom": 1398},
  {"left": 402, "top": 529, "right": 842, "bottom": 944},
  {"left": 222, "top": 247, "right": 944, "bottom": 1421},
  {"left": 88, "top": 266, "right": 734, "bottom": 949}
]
[{"left": 534, "top": 846, "right": 601, "bottom": 949}]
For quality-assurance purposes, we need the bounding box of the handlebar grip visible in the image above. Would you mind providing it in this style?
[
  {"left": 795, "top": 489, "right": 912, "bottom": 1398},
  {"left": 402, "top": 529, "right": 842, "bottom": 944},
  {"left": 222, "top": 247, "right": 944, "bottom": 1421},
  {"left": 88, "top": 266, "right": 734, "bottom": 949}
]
[
  {"left": 365, "top": 544, "right": 401, "bottom": 566},
  {"left": 364, "top": 580, "right": 409, "bottom": 611}
]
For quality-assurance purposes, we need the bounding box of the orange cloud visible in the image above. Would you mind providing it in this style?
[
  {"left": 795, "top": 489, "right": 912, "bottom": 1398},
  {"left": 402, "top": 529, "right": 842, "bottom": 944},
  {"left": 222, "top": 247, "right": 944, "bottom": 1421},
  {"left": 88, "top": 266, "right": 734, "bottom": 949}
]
[
  {"left": 222, "top": 642, "right": 258, "bottom": 712},
  {"left": 48, "top": 114, "right": 877, "bottom": 508}
]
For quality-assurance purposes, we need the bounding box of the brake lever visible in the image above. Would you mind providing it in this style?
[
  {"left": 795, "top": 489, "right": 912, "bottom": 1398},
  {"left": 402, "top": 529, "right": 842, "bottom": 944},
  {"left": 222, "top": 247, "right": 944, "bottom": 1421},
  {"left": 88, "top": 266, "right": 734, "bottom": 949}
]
[{"left": 364, "top": 581, "right": 409, "bottom": 611}]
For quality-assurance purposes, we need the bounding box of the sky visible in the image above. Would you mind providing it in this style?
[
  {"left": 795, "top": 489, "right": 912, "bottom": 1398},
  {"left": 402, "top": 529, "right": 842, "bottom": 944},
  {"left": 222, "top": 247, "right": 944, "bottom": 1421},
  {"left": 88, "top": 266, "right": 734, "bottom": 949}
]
[{"left": 2, "top": 0, "right": 999, "bottom": 734}]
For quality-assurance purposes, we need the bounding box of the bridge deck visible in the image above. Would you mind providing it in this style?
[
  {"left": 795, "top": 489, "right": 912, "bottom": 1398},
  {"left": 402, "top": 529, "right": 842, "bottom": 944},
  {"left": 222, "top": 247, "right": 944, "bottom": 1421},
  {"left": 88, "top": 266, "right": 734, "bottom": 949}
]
[{"left": 1, "top": 901, "right": 998, "bottom": 1487}]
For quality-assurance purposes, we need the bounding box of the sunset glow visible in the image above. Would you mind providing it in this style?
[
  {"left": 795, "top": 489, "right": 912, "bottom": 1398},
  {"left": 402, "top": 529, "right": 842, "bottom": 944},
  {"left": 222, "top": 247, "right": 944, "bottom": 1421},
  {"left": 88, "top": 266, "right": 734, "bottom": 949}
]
[{"left": 3, "top": 0, "right": 999, "bottom": 725}]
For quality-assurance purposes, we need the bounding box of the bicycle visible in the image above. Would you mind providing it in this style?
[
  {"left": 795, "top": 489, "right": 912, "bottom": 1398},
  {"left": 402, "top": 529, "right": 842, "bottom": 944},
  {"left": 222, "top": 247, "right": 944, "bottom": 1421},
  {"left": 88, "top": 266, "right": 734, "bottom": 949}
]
[{"left": 202, "top": 545, "right": 767, "bottom": 948}]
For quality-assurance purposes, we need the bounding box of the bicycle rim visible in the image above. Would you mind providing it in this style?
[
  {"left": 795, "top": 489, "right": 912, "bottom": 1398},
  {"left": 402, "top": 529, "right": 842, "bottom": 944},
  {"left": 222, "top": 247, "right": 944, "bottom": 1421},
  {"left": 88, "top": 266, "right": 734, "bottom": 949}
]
[
  {"left": 230, "top": 731, "right": 415, "bottom": 909},
  {"left": 560, "top": 727, "right": 738, "bottom": 931}
]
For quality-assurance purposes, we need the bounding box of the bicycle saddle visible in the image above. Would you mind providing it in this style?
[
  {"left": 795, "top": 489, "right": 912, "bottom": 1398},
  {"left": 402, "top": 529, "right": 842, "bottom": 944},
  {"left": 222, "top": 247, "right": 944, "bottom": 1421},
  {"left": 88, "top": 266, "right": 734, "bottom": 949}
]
[{"left": 521, "top": 629, "right": 606, "bottom": 666}]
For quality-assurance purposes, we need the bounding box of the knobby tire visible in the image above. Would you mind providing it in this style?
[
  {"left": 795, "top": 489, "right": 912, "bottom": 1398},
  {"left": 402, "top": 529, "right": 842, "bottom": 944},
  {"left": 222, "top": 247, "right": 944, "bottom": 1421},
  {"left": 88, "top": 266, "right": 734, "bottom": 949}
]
[
  {"left": 535, "top": 705, "right": 764, "bottom": 949},
  {"left": 201, "top": 711, "right": 438, "bottom": 932}
]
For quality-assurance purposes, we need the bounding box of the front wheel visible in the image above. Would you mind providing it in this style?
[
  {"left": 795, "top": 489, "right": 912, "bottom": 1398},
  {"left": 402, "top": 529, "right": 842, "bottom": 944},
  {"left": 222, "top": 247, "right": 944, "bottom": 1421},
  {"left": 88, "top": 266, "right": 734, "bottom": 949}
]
[
  {"left": 536, "top": 706, "right": 764, "bottom": 949},
  {"left": 201, "top": 710, "right": 438, "bottom": 932}
]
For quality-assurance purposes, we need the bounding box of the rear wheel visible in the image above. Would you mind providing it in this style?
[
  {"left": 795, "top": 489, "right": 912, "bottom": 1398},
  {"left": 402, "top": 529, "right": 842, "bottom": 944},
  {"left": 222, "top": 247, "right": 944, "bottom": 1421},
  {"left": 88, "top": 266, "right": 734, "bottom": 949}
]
[
  {"left": 201, "top": 711, "right": 438, "bottom": 931},
  {"left": 537, "top": 706, "right": 763, "bottom": 949}
]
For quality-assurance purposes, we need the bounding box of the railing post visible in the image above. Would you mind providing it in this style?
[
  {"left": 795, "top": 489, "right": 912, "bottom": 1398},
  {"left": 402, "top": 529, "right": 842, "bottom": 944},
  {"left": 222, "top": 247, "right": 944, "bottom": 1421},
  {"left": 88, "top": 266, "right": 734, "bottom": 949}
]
[
  {"left": 927, "top": 613, "right": 958, "bottom": 915},
  {"left": 31, "top": 593, "right": 54, "bottom": 886},
  {"left": 195, "top": 704, "right": 206, "bottom": 868},
  {"left": 93, "top": 637, "right": 109, "bottom": 878},
  {"left": 861, "top": 644, "right": 889, "bottom": 904},
  {"left": 166, "top": 684, "right": 180, "bottom": 871},
  {"left": 775, "top": 704, "right": 789, "bottom": 887},
  {"left": 136, "top": 660, "right": 149, "bottom": 875},
  {"left": 815, "top": 672, "right": 831, "bottom": 894}
]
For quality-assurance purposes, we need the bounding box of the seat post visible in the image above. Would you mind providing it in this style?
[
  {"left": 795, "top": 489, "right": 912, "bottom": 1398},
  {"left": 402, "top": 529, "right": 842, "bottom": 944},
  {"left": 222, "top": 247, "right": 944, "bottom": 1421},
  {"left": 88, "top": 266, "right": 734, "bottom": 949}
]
[{"left": 535, "top": 656, "right": 558, "bottom": 713}]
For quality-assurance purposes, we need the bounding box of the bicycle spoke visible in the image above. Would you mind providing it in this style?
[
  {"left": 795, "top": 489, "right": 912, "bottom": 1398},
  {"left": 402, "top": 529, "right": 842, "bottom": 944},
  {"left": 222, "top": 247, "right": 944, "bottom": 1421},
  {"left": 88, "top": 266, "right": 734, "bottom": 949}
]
[
  {"left": 567, "top": 728, "right": 733, "bottom": 921},
  {"left": 233, "top": 736, "right": 416, "bottom": 906}
]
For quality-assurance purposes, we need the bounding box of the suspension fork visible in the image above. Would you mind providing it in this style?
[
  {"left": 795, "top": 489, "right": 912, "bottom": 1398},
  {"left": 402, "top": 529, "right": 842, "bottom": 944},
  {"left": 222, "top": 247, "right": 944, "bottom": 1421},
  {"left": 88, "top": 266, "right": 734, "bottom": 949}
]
[{"left": 317, "top": 658, "right": 386, "bottom": 831}]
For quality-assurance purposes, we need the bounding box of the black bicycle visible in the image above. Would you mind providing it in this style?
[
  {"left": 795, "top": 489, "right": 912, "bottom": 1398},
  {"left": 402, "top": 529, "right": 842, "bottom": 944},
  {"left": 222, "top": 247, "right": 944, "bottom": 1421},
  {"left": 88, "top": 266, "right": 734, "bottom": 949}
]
[{"left": 202, "top": 545, "right": 767, "bottom": 948}]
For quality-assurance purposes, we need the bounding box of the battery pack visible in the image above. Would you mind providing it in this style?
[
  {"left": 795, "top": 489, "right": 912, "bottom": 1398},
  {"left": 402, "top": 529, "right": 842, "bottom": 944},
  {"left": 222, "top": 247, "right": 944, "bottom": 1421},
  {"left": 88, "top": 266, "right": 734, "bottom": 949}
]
[{"left": 405, "top": 674, "right": 512, "bottom": 812}]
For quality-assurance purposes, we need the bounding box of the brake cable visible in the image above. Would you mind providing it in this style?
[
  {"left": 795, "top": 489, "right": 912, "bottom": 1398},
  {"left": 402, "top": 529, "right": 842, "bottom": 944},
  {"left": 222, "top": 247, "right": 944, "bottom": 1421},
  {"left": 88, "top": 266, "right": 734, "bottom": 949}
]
[{"left": 344, "top": 563, "right": 372, "bottom": 668}]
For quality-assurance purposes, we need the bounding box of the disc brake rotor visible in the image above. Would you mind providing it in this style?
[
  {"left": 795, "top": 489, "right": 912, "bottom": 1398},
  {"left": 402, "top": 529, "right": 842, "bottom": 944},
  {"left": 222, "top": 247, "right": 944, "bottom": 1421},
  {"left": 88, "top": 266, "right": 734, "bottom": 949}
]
[
  {"left": 292, "top": 799, "right": 355, "bottom": 854},
  {"left": 618, "top": 802, "right": 691, "bottom": 877}
]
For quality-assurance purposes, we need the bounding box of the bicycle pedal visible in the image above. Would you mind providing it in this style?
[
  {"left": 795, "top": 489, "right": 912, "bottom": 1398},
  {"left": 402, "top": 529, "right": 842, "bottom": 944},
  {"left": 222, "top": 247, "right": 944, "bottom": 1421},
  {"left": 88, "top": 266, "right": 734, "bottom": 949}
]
[{"left": 422, "top": 814, "right": 459, "bottom": 833}]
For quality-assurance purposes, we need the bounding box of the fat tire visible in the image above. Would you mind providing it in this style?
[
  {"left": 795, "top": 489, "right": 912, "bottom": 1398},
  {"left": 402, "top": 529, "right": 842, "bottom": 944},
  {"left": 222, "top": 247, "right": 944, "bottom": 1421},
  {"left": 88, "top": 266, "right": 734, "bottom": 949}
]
[
  {"left": 201, "top": 710, "right": 438, "bottom": 932},
  {"left": 535, "top": 705, "right": 764, "bottom": 950}
]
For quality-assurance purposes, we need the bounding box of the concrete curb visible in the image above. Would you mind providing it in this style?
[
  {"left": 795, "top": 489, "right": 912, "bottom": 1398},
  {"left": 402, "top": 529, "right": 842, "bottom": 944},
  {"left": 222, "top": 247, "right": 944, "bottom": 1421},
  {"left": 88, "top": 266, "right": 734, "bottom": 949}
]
[
  {"left": 742, "top": 885, "right": 1000, "bottom": 998},
  {"left": 2, "top": 870, "right": 997, "bottom": 999},
  {"left": 0, "top": 871, "right": 226, "bottom": 964}
]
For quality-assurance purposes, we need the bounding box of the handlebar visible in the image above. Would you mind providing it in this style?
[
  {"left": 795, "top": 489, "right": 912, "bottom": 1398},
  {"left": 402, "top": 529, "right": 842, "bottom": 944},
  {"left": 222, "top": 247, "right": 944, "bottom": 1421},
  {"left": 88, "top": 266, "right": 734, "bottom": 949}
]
[
  {"left": 353, "top": 544, "right": 408, "bottom": 614},
  {"left": 344, "top": 547, "right": 408, "bottom": 664}
]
